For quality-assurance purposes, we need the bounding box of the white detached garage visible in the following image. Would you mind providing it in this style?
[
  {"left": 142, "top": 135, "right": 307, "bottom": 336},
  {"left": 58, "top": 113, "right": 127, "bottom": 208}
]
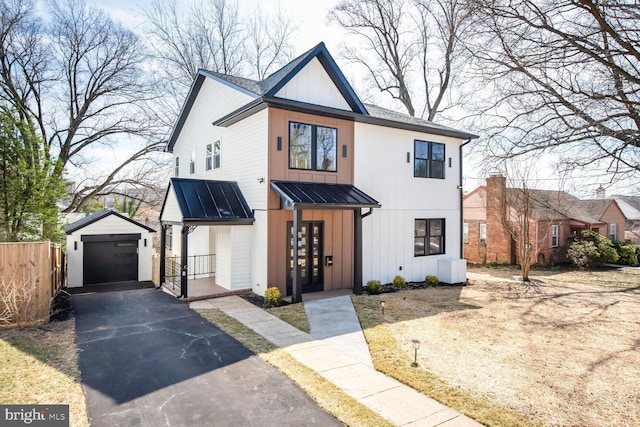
[{"left": 65, "top": 209, "right": 155, "bottom": 287}]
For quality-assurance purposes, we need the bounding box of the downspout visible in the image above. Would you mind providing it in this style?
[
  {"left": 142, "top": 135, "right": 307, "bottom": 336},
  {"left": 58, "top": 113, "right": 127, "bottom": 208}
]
[
  {"left": 353, "top": 208, "right": 375, "bottom": 296},
  {"left": 459, "top": 139, "right": 472, "bottom": 259}
]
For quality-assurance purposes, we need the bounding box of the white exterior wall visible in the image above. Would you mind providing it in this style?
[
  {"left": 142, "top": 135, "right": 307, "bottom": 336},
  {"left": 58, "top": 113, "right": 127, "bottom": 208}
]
[
  {"left": 215, "top": 225, "right": 253, "bottom": 291},
  {"left": 275, "top": 58, "right": 351, "bottom": 111},
  {"left": 66, "top": 215, "right": 154, "bottom": 287},
  {"left": 170, "top": 77, "right": 269, "bottom": 291},
  {"left": 172, "top": 80, "right": 268, "bottom": 210},
  {"left": 354, "top": 123, "right": 464, "bottom": 284}
]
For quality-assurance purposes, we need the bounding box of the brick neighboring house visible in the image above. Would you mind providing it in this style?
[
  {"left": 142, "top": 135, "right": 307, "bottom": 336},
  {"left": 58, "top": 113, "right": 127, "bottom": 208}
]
[{"left": 464, "top": 174, "right": 627, "bottom": 265}]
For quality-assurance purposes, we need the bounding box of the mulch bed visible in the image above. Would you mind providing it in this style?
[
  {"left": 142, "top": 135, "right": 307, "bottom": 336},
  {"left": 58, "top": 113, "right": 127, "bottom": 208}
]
[{"left": 240, "top": 293, "right": 291, "bottom": 309}]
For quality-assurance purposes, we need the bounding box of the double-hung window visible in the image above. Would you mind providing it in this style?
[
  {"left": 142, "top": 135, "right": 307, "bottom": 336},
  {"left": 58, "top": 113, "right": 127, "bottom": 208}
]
[
  {"left": 415, "top": 219, "right": 445, "bottom": 256},
  {"left": 289, "top": 122, "right": 337, "bottom": 172},
  {"left": 463, "top": 223, "right": 469, "bottom": 244},
  {"left": 205, "top": 141, "right": 220, "bottom": 171},
  {"left": 479, "top": 223, "right": 487, "bottom": 244},
  {"left": 551, "top": 225, "right": 559, "bottom": 247},
  {"left": 189, "top": 150, "right": 196, "bottom": 174},
  {"left": 206, "top": 144, "right": 212, "bottom": 170},
  {"left": 174, "top": 157, "right": 179, "bottom": 177},
  {"left": 414, "top": 140, "right": 445, "bottom": 179},
  {"left": 609, "top": 223, "right": 617, "bottom": 241}
]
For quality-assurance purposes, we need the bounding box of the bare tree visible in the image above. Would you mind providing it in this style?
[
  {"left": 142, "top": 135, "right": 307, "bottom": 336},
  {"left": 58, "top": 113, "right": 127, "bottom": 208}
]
[
  {"left": 246, "top": 7, "right": 296, "bottom": 80},
  {"left": 0, "top": 0, "right": 166, "bottom": 215},
  {"left": 468, "top": 0, "right": 640, "bottom": 180},
  {"left": 329, "top": 0, "right": 473, "bottom": 120}
]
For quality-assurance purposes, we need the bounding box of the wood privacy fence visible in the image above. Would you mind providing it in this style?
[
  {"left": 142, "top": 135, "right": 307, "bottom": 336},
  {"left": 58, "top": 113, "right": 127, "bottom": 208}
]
[{"left": 0, "top": 241, "right": 64, "bottom": 323}]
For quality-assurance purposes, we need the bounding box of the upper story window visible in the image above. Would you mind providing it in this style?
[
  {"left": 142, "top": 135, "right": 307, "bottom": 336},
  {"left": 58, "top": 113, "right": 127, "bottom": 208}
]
[
  {"left": 206, "top": 144, "right": 212, "bottom": 171},
  {"left": 414, "top": 140, "right": 445, "bottom": 179},
  {"left": 289, "top": 122, "right": 337, "bottom": 172},
  {"left": 415, "top": 218, "right": 445, "bottom": 256},
  {"left": 205, "top": 141, "right": 221, "bottom": 171},
  {"left": 213, "top": 140, "right": 221, "bottom": 169},
  {"left": 551, "top": 225, "right": 559, "bottom": 247},
  {"left": 174, "top": 157, "right": 179, "bottom": 177},
  {"left": 189, "top": 150, "right": 196, "bottom": 174},
  {"left": 609, "top": 223, "right": 617, "bottom": 241}
]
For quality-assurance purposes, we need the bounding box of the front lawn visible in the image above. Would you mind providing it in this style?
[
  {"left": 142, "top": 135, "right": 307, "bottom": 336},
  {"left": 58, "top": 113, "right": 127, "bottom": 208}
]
[
  {"left": 0, "top": 320, "right": 88, "bottom": 427},
  {"left": 357, "top": 266, "right": 640, "bottom": 426}
]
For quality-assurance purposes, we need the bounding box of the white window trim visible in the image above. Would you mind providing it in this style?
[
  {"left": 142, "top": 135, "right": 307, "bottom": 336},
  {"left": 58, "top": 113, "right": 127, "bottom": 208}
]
[
  {"left": 189, "top": 150, "right": 196, "bottom": 174},
  {"left": 551, "top": 224, "right": 559, "bottom": 247},
  {"left": 609, "top": 223, "right": 617, "bottom": 241},
  {"left": 463, "top": 223, "right": 469, "bottom": 244},
  {"left": 213, "top": 140, "right": 221, "bottom": 169},
  {"left": 479, "top": 223, "right": 487, "bottom": 244},
  {"left": 205, "top": 143, "right": 212, "bottom": 171}
]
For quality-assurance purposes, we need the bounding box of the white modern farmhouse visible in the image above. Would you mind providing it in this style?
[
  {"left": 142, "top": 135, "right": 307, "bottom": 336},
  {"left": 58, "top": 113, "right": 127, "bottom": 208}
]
[{"left": 159, "top": 42, "right": 477, "bottom": 301}]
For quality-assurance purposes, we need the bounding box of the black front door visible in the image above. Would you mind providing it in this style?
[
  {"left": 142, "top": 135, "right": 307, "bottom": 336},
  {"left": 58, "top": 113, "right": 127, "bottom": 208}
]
[{"left": 287, "top": 221, "right": 323, "bottom": 295}]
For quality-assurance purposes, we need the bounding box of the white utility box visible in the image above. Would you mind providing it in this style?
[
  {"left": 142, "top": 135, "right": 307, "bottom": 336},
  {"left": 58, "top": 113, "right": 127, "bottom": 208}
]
[{"left": 438, "top": 258, "right": 467, "bottom": 284}]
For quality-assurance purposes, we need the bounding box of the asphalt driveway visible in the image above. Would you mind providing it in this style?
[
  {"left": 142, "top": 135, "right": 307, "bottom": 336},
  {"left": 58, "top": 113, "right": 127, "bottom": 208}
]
[{"left": 73, "top": 287, "right": 342, "bottom": 426}]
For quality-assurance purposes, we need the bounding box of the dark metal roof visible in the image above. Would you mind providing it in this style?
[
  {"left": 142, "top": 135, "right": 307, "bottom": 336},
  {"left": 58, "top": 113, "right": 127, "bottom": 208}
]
[
  {"left": 167, "top": 178, "right": 254, "bottom": 225},
  {"left": 271, "top": 181, "right": 380, "bottom": 210},
  {"left": 64, "top": 209, "right": 156, "bottom": 235}
]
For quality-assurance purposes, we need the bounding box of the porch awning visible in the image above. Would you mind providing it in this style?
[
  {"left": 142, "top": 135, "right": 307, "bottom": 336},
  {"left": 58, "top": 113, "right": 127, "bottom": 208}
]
[
  {"left": 270, "top": 180, "right": 380, "bottom": 210},
  {"left": 160, "top": 178, "right": 254, "bottom": 225}
]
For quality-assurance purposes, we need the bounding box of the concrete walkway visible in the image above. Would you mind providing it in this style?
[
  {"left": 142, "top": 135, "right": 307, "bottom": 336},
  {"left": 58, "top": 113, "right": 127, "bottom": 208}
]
[
  {"left": 304, "top": 295, "right": 374, "bottom": 368},
  {"left": 190, "top": 296, "right": 481, "bottom": 427}
]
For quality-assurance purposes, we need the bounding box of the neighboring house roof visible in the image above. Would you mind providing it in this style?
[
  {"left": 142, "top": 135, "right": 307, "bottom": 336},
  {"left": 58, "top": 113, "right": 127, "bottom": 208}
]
[
  {"left": 64, "top": 209, "right": 156, "bottom": 234},
  {"left": 161, "top": 178, "right": 254, "bottom": 226},
  {"left": 613, "top": 195, "right": 640, "bottom": 220},
  {"left": 166, "top": 42, "right": 477, "bottom": 152},
  {"left": 466, "top": 186, "right": 622, "bottom": 225},
  {"left": 271, "top": 181, "right": 380, "bottom": 210}
]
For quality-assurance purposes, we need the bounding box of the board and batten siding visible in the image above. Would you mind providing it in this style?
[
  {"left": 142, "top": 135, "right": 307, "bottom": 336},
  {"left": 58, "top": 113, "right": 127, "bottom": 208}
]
[
  {"left": 215, "top": 225, "right": 253, "bottom": 291},
  {"left": 66, "top": 215, "right": 154, "bottom": 287},
  {"left": 354, "top": 123, "right": 464, "bottom": 284},
  {"left": 274, "top": 58, "right": 351, "bottom": 111}
]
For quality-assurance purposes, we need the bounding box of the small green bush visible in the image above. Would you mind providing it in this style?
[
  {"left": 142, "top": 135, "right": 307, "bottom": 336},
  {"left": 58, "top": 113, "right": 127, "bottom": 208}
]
[
  {"left": 612, "top": 240, "right": 639, "bottom": 266},
  {"left": 264, "top": 287, "right": 282, "bottom": 307},
  {"left": 566, "top": 230, "right": 619, "bottom": 268},
  {"left": 425, "top": 275, "right": 439, "bottom": 287},
  {"left": 366, "top": 280, "right": 382, "bottom": 294},
  {"left": 392, "top": 275, "right": 407, "bottom": 289}
]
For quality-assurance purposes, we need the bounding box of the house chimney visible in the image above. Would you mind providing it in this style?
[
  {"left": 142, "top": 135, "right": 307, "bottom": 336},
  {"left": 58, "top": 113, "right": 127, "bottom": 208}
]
[
  {"left": 595, "top": 185, "right": 605, "bottom": 199},
  {"left": 486, "top": 173, "right": 513, "bottom": 264}
]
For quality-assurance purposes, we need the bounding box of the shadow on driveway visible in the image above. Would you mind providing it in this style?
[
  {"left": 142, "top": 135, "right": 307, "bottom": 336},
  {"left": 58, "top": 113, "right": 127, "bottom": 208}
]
[{"left": 73, "top": 288, "right": 341, "bottom": 426}]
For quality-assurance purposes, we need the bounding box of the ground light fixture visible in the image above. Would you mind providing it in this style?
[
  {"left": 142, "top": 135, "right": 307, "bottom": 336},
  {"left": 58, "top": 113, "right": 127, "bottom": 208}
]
[{"left": 411, "top": 339, "right": 421, "bottom": 367}]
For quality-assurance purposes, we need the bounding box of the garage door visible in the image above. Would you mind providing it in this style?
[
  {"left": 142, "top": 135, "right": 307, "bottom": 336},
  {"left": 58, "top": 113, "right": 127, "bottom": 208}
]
[{"left": 84, "top": 240, "right": 138, "bottom": 285}]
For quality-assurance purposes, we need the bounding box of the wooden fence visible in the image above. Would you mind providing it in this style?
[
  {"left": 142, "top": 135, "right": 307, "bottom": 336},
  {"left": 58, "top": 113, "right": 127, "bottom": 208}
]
[{"left": 0, "top": 241, "right": 64, "bottom": 323}]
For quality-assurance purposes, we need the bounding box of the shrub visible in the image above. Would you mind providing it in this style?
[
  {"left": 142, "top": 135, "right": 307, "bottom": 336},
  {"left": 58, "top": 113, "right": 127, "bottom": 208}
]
[
  {"left": 366, "top": 280, "right": 382, "bottom": 294},
  {"left": 565, "top": 230, "right": 619, "bottom": 268},
  {"left": 392, "top": 275, "right": 407, "bottom": 289},
  {"left": 264, "top": 287, "right": 282, "bottom": 307},
  {"left": 612, "top": 240, "right": 639, "bottom": 266},
  {"left": 425, "top": 275, "right": 439, "bottom": 287}
]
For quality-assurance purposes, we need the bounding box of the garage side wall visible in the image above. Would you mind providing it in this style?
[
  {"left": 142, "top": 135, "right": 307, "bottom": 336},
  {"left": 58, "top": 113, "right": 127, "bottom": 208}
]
[{"left": 67, "top": 215, "right": 154, "bottom": 287}]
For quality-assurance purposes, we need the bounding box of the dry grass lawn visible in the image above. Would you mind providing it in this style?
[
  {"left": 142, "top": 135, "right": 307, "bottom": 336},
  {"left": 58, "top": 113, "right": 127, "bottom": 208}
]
[
  {"left": 361, "top": 266, "right": 639, "bottom": 426},
  {"left": 0, "top": 320, "right": 88, "bottom": 427}
]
